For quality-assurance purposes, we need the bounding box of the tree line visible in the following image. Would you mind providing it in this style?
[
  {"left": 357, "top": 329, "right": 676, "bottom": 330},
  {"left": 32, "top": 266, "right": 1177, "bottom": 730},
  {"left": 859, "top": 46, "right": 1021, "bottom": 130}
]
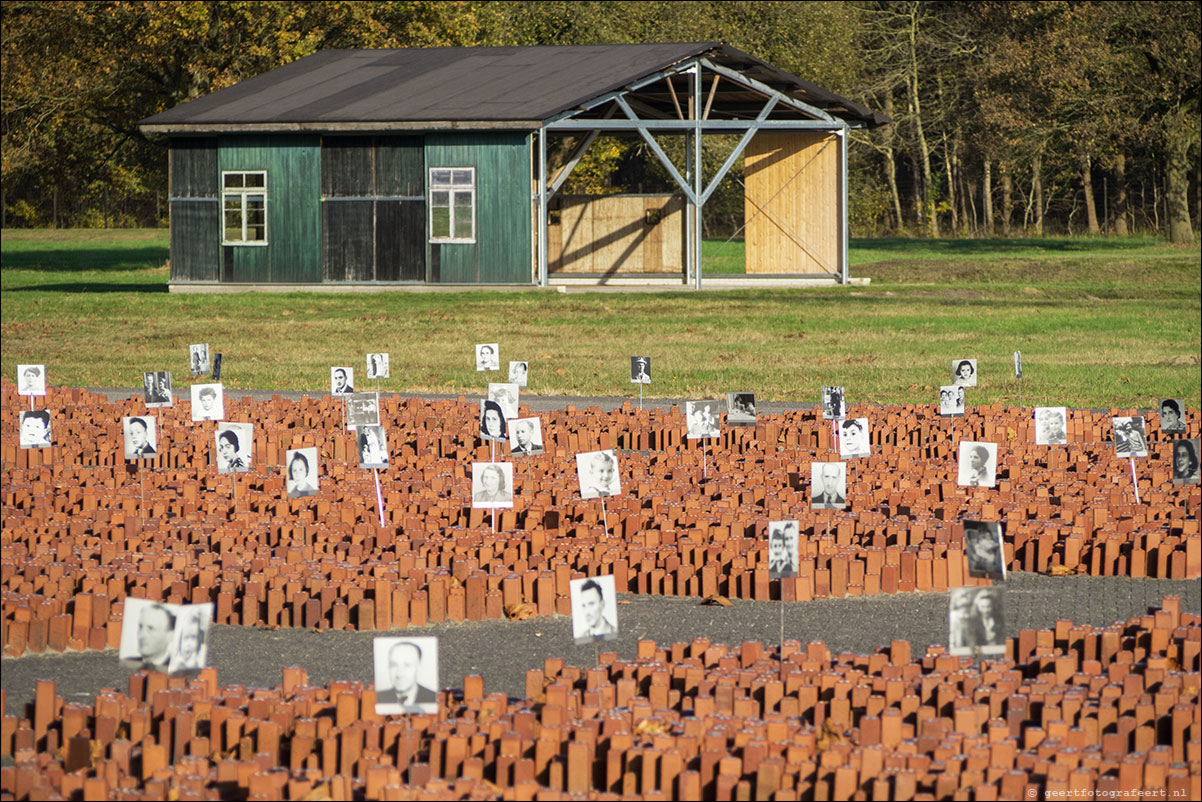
[{"left": 2, "top": 0, "right": 1197, "bottom": 241}]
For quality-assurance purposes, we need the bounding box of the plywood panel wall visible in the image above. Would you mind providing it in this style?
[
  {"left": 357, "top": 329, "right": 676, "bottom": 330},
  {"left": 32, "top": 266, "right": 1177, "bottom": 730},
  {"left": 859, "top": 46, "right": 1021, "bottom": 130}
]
[
  {"left": 743, "top": 132, "right": 838, "bottom": 275},
  {"left": 549, "top": 195, "right": 683, "bottom": 274}
]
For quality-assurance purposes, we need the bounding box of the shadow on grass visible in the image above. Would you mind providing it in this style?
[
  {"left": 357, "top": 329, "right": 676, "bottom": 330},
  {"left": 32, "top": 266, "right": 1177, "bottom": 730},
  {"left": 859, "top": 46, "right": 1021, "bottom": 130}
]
[
  {"left": 0, "top": 247, "right": 168, "bottom": 273},
  {"left": 3, "top": 281, "right": 168, "bottom": 293},
  {"left": 852, "top": 237, "right": 1158, "bottom": 254}
]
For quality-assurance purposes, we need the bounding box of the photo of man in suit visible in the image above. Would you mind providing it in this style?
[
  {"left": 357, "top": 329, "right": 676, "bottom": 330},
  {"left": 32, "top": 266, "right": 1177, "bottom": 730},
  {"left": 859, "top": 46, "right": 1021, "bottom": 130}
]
[
  {"left": 570, "top": 576, "right": 618, "bottom": 644},
  {"left": 374, "top": 638, "right": 438, "bottom": 714},
  {"left": 811, "top": 462, "right": 847, "bottom": 510},
  {"left": 767, "top": 521, "right": 799, "bottom": 579},
  {"left": 124, "top": 417, "right": 157, "bottom": 459}
]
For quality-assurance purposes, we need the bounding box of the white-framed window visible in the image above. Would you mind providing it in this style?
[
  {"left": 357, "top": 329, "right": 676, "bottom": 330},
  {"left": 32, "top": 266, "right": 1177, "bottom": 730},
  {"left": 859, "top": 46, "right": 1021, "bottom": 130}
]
[
  {"left": 429, "top": 168, "right": 475, "bottom": 243},
  {"left": 222, "top": 171, "right": 267, "bottom": 245}
]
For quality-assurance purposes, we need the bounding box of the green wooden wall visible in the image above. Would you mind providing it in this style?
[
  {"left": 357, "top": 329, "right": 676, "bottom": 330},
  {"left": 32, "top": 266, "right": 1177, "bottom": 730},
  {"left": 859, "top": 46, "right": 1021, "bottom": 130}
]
[
  {"left": 425, "top": 133, "right": 532, "bottom": 284},
  {"left": 169, "top": 139, "right": 220, "bottom": 282},
  {"left": 217, "top": 135, "right": 321, "bottom": 283}
]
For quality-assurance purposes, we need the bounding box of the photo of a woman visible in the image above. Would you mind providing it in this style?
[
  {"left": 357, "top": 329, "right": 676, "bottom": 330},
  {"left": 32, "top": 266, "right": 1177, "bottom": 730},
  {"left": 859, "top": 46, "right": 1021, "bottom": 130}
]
[
  {"left": 480, "top": 400, "right": 508, "bottom": 442},
  {"left": 953, "top": 359, "right": 977, "bottom": 387},
  {"left": 286, "top": 448, "right": 318, "bottom": 497}
]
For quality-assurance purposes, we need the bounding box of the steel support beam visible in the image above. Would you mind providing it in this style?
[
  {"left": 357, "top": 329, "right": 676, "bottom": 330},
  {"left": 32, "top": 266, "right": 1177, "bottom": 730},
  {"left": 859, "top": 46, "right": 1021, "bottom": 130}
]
[
  {"left": 538, "top": 128, "right": 548, "bottom": 286},
  {"left": 697, "top": 58, "right": 836, "bottom": 123},
  {"left": 614, "top": 96, "right": 697, "bottom": 205}
]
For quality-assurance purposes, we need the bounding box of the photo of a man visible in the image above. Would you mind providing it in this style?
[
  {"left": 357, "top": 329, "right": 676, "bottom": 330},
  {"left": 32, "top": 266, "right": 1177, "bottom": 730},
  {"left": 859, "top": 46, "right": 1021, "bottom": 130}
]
[
  {"left": 119, "top": 598, "right": 176, "bottom": 671},
  {"left": 476, "top": 344, "right": 499, "bottom": 372},
  {"left": 767, "top": 521, "right": 799, "bottom": 579},
  {"left": 191, "top": 384, "right": 225, "bottom": 422},
  {"left": 509, "top": 418, "right": 544, "bottom": 456},
  {"left": 143, "top": 371, "right": 173, "bottom": 408},
  {"left": 940, "top": 386, "right": 965, "bottom": 417},
  {"left": 570, "top": 575, "right": 618, "bottom": 644},
  {"left": 576, "top": 450, "right": 621, "bottom": 499},
  {"left": 345, "top": 393, "right": 380, "bottom": 430},
  {"left": 123, "top": 416, "right": 157, "bottom": 460},
  {"left": 726, "top": 392, "right": 757, "bottom": 426},
  {"left": 948, "top": 587, "right": 1005, "bottom": 656},
  {"left": 957, "top": 442, "right": 997, "bottom": 488},
  {"left": 686, "top": 401, "right": 721, "bottom": 439},
  {"left": 17, "top": 365, "right": 46, "bottom": 396},
  {"left": 374, "top": 637, "right": 439, "bottom": 715},
  {"left": 189, "top": 344, "right": 210, "bottom": 377},
  {"left": 19, "top": 411, "right": 52, "bottom": 449},
  {"left": 630, "top": 356, "right": 651, "bottom": 384},
  {"left": 811, "top": 462, "right": 847, "bottom": 509},
  {"left": 822, "top": 386, "right": 846, "bottom": 420},
  {"left": 963, "top": 520, "right": 1006, "bottom": 580},
  {"left": 330, "top": 367, "right": 354, "bottom": 396}
]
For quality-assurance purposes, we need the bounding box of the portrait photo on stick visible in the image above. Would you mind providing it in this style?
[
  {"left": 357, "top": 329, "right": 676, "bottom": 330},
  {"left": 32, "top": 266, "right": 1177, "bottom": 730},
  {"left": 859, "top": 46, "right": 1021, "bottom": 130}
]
[
  {"left": 821, "top": 386, "right": 846, "bottom": 420},
  {"left": 726, "top": 392, "right": 757, "bottom": 426},
  {"left": 939, "top": 386, "right": 965, "bottom": 417},
  {"left": 839, "top": 417, "right": 871, "bottom": 459},
  {"left": 357, "top": 425, "right": 389, "bottom": 470},
  {"left": 811, "top": 462, "right": 847, "bottom": 509},
  {"left": 577, "top": 449, "right": 621, "bottom": 499},
  {"left": 767, "top": 520, "right": 799, "bottom": 580},
  {"left": 957, "top": 442, "right": 997, "bottom": 487},
  {"left": 19, "top": 410, "right": 52, "bottom": 449},
  {"left": 948, "top": 587, "right": 1005, "bottom": 656},
  {"left": 286, "top": 447, "right": 319, "bottom": 498},
  {"left": 488, "top": 382, "right": 520, "bottom": 420},
  {"left": 685, "top": 401, "right": 721, "bottom": 439},
  {"left": 1034, "top": 407, "right": 1067, "bottom": 445},
  {"left": 963, "top": 520, "right": 1006, "bottom": 580},
  {"left": 167, "top": 604, "right": 213, "bottom": 674},
  {"left": 1159, "top": 399, "right": 1186, "bottom": 433},
  {"left": 374, "top": 637, "right": 439, "bottom": 715},
  {"left": 953, "top": 359, "right": 978, "bottom": 387},
  {"left": 476, "top": 343, "right": 499, "bottom": 372},
  {"left": 215, "top": 422, "right": 252, "bottom": 473},
  {"left": 479, "top": 399, "right": 508, "bottom": 443},
  {"left": 471, "top": 462, "right": 514, "bottom": 509},
  {"left": 189, "top": 344, "right": 210, "bottom": 377},
  {"left": 509, "top": 417, "right": 544, "bottom": 456},
  {"left": 191, "top": 384, "right": 225, "bottom": 422},
  {"left": 509, "top": 361, "right": 529, "bottom": 388},
  {"left": 570, "top": 575, "right": 618, "bottom": 644},
  {"left": 123, "top": 416, "right": 157, "bottom": 460},
  {"left": 630, "top": 356, "right": 651, "bottom": 384},
  {"left": 366, "top": 353, "right": 390, "bottom": 380},
  {"left": 17, "top": 364, "right": 47, "bottom": 397},
  {"left": 1112, "top": 416, "right": 1148, "bottom": 458},
  {"left": 345, "top": 392, "right": 380, "bottom": 430},
  {"left": 1172, "top": 439, "right": 1200, "bottom": 485},
  {"left": 143, "top": 371, "right": 173, "bottom": 408},
  {"left": 330, "top": 366, "right": 355, "bottom": 396}
]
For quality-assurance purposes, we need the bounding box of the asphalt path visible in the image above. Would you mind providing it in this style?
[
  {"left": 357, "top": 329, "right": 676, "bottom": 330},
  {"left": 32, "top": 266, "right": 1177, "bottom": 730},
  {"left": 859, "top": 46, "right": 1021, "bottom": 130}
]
[{"left": 4, "top": 573, "right": 1197, "bottom": 718}]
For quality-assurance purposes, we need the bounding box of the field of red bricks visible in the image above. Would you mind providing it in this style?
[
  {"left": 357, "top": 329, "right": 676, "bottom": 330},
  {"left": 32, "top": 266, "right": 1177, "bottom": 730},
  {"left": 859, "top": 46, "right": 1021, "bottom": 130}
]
[{"left": 2, "top": 381, "right": 1200, "bottom": 799}]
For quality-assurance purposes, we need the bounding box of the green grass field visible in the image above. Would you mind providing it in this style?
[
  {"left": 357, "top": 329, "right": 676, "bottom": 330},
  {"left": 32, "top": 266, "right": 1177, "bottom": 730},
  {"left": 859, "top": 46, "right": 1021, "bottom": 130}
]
[{"left": 2, "top": 228, "right": 1198, "bottom": 408}]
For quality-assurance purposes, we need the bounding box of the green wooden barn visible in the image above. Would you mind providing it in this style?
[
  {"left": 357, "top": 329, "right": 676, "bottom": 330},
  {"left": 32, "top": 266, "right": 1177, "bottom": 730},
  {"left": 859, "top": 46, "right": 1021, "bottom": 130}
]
[{"left": 139, "top": 43, "right": 887, "bottom": 290}]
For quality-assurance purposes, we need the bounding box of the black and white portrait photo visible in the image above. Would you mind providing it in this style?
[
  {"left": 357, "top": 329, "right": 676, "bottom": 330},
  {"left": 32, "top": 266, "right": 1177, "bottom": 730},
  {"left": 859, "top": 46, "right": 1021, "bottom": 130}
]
[
  {"left": 215, "top": 422, "right": 252, "bottom": 473},
  {"left": 488, "top": 383, "right": 520, "bottom": 420},
  {"left": 821, "top": 386, "right": 846, "bottom": 420},
  {"left": 123, "top": 416, "right": 157, "bottom": 460},
  {"left": 190, "top": 384, "right": 225, "bottom": 422},
  {"left": 19, "top": 410, "right": 52, "bottom": 449},
  {"left": 471, "top": 462, "right": 514, "bottom": 509},
  {"left": 767, "top": 520, "right": 799, "bottom": 580},
  {"left": 939, "top": 385, "right": 965, "bottom": 417},
  {"left": 17, "top": 364, "right": 46, "bottom": 397},
  {"left": 120, "top": 599, "right": 214, "bottom": 674},
  {"left": 189, "top": 344, "right": 210, "bottom": 377},
  {"left": 286, "top": 447, "right": 319, "bottom": 498},
  {"left": 1034, "top": 407, "right": 1067, "bottom": 445},
  {"left": 366, "top": 353, "right": 390, "bottom": 380},
  {"left": 686, "top": 401, "right": 721, "bottom": 439},
  {"left": 839, "top": 417, "right": 871, "bottom": 459},
  {"left": 345, "top": 392, "right": 380, "bottom": 430},
  {"left": 374, "top": 637, "right": 439, "bottom": 715},
  {"left": 570, "top": 575, "right": 618, "bottom": 644},
  {"left": 1172, "top": 439, "right": 1200, "bottom": 485},
  {"left": 480, "top": 399, "right": 508, "bottom": 443},
  {"left": 963, "top": 521, "right": 1006, "bottom": 580},
  {"left": 509, "top": 417, "right": 544, "bottom": 456},
  {"left": 957, "top": 442, "right": 998, "bottom": 488},
  {"left": 953, "top": 359, "right": 978, "bottom": 387},
  {"left": 577, "top": 449, "right": 621, "bottom": 499},
  {"left": 1159, "top": 399, "right": 1186, "bottom": 433},
  {"left": 166, "top": 604, "right": 213, "bottom": 674},
  {"left": 509, "top": 361, "right": 529, "bottom": 388},
  {"left": 948, "top": 587, "right": 1005, "bottom": 656},
  {"left": 630, "top": 356, "right": 651, "bottom": 384},
  {"left": 476, "top": 343, "right": 499, "bottom": 372},
  {"left": 143, "top": 371, "right": 173, "bottom": 408},
  {"left": 726, "top": 392, "right": 757, "bottom": 426},
  {"left": 810, "top": 462, "right": 847, "bottom": 509},
  {"left": 1113, "top": 416, "right": 1148, "bottom": 458},
  {"left": 330, "top": 366, "right": 355, "bottom": 396},
  {"left": 358, "top": 425, "right": 389, "bottom": 470}
]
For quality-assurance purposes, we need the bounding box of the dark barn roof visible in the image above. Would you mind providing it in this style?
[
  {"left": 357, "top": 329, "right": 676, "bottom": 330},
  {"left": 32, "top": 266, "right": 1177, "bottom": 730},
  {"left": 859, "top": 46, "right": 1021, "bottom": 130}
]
[{"left": 140, "top": 43, "right": 888, "bottom": 132}]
